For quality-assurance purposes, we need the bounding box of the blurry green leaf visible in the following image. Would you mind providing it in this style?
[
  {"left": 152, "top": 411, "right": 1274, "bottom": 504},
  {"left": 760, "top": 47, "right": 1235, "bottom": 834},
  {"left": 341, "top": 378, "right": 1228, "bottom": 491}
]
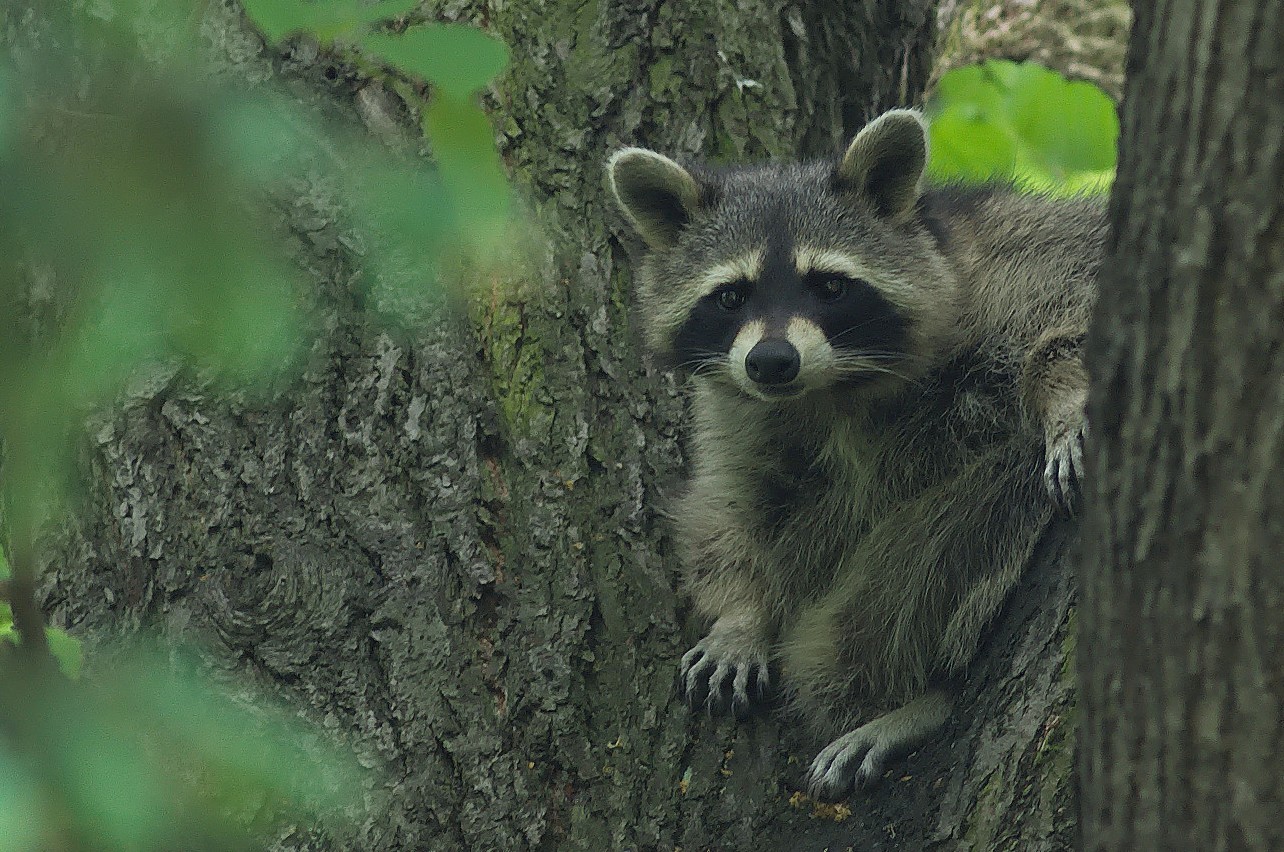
[
  {"left": 424, "top": 92, "right": 510, "bottom": 238},
  {"left": 933, "top": 64, "right": 1005, "bottom": 119},
  {"left": 360, "top": 24, "right": 509, "bottom": 97},
  {"left": 0, "top": 749, "right": 42, "bottom": 852},
  {"left": 242, "top": 0, "right": 419, "bottom": 43},
  {"left": 59, "top": 719, "right": 171, "bottom": 847},
  {"left": 123, "top": 647, "right": 366, "bottom": 820},
  {"left": 1, "top": 551, "right": 12, "bottom": 637},
  {"left": 927, "top": 60, "right": 1117, "bottom": 194},
  {"left": 210, "top": 93, "right": 314, "bottom": 182},
  {"left": 1, "top": 642, "right": 367, "bottom": 850},
  {"left": 1008, "top": 73, "right": 1117, "bottom": 174},
  {"left": 45, "top": 628, "right": 83, "bottom": 680},
  {"left": 0, "top": 548, "right": 81, "bottom": 677},
  {"left": 926, "top": 106, "right": 1015, "bottom": 182},
  {"left": 349, "top": 158, "right": 451, "bottom": 313},
  {"left": 0, "top": 626, "right": 81, "bottom": 680}
]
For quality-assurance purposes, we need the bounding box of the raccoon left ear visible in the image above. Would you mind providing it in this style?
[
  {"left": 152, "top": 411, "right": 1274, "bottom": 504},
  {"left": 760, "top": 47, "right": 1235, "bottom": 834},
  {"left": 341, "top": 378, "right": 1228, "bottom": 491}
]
[
  {"left": 835, "top": 109, "right": 928, "bottom": 220},
  {"left": 608, "top": 148, "right": 703, "bottom": 249}
]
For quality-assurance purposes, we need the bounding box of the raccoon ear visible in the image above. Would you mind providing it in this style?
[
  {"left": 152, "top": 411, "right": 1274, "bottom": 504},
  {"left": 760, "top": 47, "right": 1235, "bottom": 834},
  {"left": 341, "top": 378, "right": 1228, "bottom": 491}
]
[
  {"left": 835, "top": 109, "right": 928, "bottom": 220},
  {"left": 608, "top": 148, "right": 702, "bottom": 249}
]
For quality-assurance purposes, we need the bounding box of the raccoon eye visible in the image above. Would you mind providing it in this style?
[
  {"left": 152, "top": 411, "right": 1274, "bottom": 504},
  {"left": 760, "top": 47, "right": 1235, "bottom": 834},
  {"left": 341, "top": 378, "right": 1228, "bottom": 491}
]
[
  {"left": 814, "top": 275, "right": 850, "bottom": 303},
  {"left": 714, "top": 283, "right": 749, "bottom": 311}
]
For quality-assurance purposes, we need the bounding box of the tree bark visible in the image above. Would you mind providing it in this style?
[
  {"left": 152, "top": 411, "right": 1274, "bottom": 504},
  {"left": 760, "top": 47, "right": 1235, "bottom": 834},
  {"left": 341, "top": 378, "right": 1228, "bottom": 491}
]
[
  {"left": 1079, "top": 0, "right": 1284, "bottom": 847},
  {"left": 37, "top": 1, "right": 1079, "bottom": 848}
]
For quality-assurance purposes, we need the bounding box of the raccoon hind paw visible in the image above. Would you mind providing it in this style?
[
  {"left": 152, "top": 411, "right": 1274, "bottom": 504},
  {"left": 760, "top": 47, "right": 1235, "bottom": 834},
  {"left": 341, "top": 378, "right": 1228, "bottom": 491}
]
[
  {"left": 679, "top": 633, "right": 771, "bottom": 719},
  {"left": 805, "top": 726, "right": 894, "bottom": 802},
  {"left": 804, "top": 692, "right": 950, "bottom": 801}
]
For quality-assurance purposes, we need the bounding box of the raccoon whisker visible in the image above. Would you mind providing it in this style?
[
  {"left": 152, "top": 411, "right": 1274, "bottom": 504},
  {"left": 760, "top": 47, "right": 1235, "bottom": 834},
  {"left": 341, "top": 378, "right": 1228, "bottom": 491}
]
[
  {"left": 825, "top": 319, "right": 923, "bottom": 349},
  {"left": 831, "top": 358, "right": 921, "bottom": 385},
  {"left": 672, "top": 352, "right": 728, "bottom": 373}
]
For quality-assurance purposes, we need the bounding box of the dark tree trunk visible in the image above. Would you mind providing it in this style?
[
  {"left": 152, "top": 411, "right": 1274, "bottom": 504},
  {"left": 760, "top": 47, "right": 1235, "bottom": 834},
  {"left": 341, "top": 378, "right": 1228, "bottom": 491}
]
[
  {"left": 1079, "top": 0, "right": 1284, "bottom": 846},
  {"left": 38, "top": 1, "right": 1079, "bottom": 848}
]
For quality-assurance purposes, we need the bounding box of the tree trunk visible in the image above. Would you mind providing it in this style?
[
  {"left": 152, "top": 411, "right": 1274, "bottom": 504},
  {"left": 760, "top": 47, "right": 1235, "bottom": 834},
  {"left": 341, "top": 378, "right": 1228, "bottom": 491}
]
[
  {"left": 39, "top": 1, "right": 1079, "bottom": 848},
  {"left": 1079, "top": 0, "right": 1284, "bottom": 847}
]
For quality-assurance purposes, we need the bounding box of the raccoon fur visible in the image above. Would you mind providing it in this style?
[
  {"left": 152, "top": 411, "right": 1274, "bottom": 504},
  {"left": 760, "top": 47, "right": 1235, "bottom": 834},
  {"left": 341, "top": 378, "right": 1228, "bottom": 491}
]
[{"left": 608, "top": 110, "right": 1102, "bottom": 801}]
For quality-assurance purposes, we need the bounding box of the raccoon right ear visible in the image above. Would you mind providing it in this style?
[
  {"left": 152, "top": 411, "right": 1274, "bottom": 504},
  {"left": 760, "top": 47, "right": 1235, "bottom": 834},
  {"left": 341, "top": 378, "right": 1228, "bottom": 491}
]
[
  {"left": 835, "top": 109, "right": 928, "bottom": 220},
  {"left": 608, "top": 148, "right": 702, "bottom": 249}
]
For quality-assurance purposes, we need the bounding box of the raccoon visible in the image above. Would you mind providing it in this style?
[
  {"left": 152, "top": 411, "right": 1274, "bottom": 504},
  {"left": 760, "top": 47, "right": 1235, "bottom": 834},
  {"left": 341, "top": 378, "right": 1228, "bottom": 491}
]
[{"left": 608, "top": 109, "right": 1102, "bottom": 801}]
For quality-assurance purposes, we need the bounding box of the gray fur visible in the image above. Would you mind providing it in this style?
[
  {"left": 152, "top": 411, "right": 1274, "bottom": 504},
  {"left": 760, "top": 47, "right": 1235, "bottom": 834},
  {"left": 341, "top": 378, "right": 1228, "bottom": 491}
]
[{"left": 608, "top": 110, "right": 1103, "bottom": 801}]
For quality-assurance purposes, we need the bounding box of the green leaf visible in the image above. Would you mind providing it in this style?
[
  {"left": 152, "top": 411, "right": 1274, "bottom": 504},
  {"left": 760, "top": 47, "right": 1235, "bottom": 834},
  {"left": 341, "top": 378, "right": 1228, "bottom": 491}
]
[
  {"left": 931, "top": 63, "right": 1006, "bottom": 120},
  {"left": 46, "top": 627, "right": 84, "bottom": 680},
  {"left": 1008, "top": 71, "right": 1118, "bottom": 174},
  {"left": 360, "top": 24, "right": 509, "bottom": 97},
  {"left": 424, "top": 92, "right": 510, "bottom": 235},
  {"left": 926, "top": 106, "right": 1016, "bottom": 182},
  {"left": 927, "top": 60, "right": 1117, "bottom": 194},
  {"left": 242, "top": 0, "right": 419, "bottom": 43}
]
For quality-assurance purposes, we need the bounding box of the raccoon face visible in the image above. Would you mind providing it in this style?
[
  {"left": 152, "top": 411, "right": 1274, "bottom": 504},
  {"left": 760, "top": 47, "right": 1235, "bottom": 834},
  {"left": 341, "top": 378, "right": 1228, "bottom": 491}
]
[
  {"left": 663, "top": 247, "right": 910, "bottom": 401},
  {"left": 609, "top": 110, "right": 957, "bottom": 403}
]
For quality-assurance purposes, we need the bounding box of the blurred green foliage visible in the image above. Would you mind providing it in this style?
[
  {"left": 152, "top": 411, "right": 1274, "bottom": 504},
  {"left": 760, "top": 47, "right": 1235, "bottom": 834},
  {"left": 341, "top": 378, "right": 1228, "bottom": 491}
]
[
  {"left": 0, "top": 644, "right": 366, "bottom": 850},
  {"left": 1, "top": 0, "right": 511, "bottom": 849},
  {"left": 0, "top": 551, "right": 81, "bottom": 678},
  {"left": 926, "top": 60, "right": 1117, "bottom": 194}
]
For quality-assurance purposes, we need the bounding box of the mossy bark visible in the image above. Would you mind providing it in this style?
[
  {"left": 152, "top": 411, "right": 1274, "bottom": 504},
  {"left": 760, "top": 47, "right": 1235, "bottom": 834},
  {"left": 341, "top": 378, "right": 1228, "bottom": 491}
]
[{"left": 38, "top": 1, "right": 1078, "bottom": 848}]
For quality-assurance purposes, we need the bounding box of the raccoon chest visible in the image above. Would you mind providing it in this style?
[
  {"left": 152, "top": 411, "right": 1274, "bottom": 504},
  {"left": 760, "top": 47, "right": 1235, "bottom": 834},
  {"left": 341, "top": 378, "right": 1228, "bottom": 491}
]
[{"left": 749, "top": 429, "right": 886, "bottom": 581}]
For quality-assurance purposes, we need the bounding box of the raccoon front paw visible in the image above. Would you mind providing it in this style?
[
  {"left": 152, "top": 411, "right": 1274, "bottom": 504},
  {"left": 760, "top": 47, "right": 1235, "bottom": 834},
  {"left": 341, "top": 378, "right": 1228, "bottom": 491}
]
[
  {"left": 1044, "top": 419, "right": 1086, "bottom": 513},
  {"left": 679, "top": 632, "right": 771, "bottom": 719}
]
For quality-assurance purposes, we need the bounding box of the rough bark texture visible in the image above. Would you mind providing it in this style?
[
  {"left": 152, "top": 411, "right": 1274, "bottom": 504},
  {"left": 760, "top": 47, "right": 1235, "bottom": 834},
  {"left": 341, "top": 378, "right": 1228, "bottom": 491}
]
[
  {"left": 35, "top": 1, "right": 1079, "bottom": 848},
  {"left": 1079, "top": 0, "right": 1284, "bottom": 847}
]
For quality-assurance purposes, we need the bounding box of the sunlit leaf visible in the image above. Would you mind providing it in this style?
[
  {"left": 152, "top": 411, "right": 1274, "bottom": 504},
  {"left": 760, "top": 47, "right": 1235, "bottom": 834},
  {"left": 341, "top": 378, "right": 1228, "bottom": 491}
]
[
  {"left": 927, "top": 60, "right": 1117, "bottom": 194},
  {"left": 242, "top": 0, "right": 419, "bottom": 43},
  {"left": 926, "top": 106, "right": 1015, "bottom": 182},
  {"left": 1008, "top": 72, "right": 1117, "bottom": 174},
  {"left": 360, "top": 24, "right": 509, "bottom": 97}
]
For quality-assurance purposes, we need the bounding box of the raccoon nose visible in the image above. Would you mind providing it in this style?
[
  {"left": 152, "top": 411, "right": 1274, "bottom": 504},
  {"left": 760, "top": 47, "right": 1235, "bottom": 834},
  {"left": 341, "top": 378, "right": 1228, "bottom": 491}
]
[{"left": 745, "top": 340, "right": 801, "bottom": 385}]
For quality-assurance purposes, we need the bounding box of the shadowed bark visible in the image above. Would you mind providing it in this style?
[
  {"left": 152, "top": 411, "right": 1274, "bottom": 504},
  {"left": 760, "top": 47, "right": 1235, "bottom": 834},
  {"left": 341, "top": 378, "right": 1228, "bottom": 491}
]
[{"left": 33, "top": 1, "right": 1080, "bottom": 848}]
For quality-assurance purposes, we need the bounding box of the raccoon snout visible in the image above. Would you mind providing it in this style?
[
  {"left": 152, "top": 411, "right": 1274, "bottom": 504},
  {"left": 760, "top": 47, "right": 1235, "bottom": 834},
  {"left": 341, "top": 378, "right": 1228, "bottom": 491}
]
[{"left": 745, "top": 340, "right": 801, "bottom": 385}]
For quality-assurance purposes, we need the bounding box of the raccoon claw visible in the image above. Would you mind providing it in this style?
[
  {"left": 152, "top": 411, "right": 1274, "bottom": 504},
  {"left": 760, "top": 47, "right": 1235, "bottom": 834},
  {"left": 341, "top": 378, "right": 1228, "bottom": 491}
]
[
  {"left": 1044, "top": 421, "right": 1086, "bottom": 513},
  {"left": 806, "top": 725, "right": 892, "bottom": 802},
  {"left": 679, "top": 633, "right": 770, "bottom": 718}
]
